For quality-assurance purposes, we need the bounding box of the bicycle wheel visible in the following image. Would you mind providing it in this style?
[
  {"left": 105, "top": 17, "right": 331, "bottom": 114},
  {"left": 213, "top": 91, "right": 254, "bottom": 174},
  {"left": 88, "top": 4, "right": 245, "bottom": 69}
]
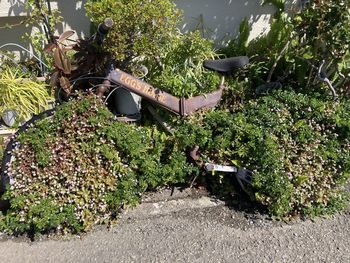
[{"left": 0, "top": 108, "right": 56, "bottom": 193}]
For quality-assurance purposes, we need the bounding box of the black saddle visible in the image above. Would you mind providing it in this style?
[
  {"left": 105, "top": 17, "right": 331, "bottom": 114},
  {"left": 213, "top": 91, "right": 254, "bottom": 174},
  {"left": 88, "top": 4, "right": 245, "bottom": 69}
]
[{"left": 203, "top": 56, "right": 249, "bottom": 74}]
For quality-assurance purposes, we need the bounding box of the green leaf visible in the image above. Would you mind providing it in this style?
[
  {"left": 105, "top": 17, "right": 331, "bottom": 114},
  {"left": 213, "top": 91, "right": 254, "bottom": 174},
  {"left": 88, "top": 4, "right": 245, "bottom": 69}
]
[
  {"left": 231, "top": 159, "right": 239, "bottom": 166},
  {"left": 302, "top": 53, "right": 313, "bottom": 60}
]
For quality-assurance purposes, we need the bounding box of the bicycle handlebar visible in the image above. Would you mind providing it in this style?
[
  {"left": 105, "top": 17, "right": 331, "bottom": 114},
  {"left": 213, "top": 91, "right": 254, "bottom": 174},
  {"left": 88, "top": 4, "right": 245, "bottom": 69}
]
[{"left": 94, "top": 18, "right": 114, "bottom": 45}]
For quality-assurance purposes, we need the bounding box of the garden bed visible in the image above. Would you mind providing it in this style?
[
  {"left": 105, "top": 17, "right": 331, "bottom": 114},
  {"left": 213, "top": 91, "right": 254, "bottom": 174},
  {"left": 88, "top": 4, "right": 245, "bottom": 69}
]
[{"left": 0, "top": 91, "right": 349, "bottom": 238}]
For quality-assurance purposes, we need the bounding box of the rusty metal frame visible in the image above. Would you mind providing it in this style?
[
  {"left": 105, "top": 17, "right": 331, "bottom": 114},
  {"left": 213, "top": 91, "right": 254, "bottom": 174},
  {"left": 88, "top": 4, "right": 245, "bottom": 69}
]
[{"left": 108, "top": 69, "right": 224, "bottom": 116}]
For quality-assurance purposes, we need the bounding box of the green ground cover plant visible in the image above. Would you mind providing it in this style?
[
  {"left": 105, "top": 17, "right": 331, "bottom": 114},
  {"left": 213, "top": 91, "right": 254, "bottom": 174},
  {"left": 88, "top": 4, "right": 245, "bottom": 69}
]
[
  {"left": 0, "top": 95, "right": 195, "bottom": 236},
  {"left": 3, "top": 89, "right": 348, "bottom": 237},
  {"left": 173, "top": 90, "right": 350, "bottom": 218}
]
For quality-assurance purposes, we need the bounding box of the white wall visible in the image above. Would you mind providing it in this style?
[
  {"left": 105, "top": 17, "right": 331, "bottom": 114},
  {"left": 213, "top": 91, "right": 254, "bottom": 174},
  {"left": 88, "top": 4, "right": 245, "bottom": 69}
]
[
  {"left": 0, "top": 0, "right": 90, "bottom": 60},
  {"left": 175, "top": 0, "right": 276, "bottom": 46},
  {"left": 175, "top": 0, "right": 298, "bottom": 45},
  {"left": 0, "top": 0, "right": 297, "bottom": 59},
  {"left": 0, "top": 0, "right": 26, "bottom": 17}
]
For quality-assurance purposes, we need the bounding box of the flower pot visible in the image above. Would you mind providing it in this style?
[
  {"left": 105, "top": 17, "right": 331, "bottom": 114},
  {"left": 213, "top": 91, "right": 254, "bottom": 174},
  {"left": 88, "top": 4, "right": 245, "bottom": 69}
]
[
  {"left": 112, "top": 88, "right": 142, "bottom": 121},
  {"left": 2, "top": 109, "right": 18, "bottom": 127}
]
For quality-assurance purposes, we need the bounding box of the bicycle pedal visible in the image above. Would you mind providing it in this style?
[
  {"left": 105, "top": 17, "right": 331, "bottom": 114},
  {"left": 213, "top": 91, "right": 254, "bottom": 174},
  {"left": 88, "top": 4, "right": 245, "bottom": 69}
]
[
  {"left": 236, "top": 168, "right": 253, "bottom": 184},
  {"left": 236, "top": 168, "right": 254, "bottom": 194}
]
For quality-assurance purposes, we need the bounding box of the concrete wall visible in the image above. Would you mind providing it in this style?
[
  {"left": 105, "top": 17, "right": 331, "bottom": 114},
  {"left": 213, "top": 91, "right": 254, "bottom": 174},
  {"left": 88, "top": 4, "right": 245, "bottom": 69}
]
[
  {"left": 0, "top": 0, "right": 297, "bottom": 59},
  {"left": 176, "top": 0, "right": 276, "bottom": 46},
  {"left": 0, "top": 0, "right": 26, "bottom": 17},
  {"left": 0, "top": 0, "right": 90, "bottom": 59}
]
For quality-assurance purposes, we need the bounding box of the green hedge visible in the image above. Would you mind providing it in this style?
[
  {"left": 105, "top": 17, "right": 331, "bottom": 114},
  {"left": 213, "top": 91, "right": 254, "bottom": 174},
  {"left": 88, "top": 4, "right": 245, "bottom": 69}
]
[
  {"left": 1, "top": 90, "right": 350, "bottom": 236},
  {"left": 174, "top": 90, "right": 350, "bottom": 218},
  {"left": 0, "top": 95, "right": 195, "bottom": 235}
]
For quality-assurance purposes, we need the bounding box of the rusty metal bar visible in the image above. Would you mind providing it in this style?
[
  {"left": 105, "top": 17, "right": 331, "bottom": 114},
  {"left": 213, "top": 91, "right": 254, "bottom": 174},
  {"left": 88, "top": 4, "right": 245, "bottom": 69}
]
[
  {"left": 108, "top": 69, "right": 224, "bottom": 116},
  {"left": 184, "top": 87, "right": 224, "bottom": 115}
]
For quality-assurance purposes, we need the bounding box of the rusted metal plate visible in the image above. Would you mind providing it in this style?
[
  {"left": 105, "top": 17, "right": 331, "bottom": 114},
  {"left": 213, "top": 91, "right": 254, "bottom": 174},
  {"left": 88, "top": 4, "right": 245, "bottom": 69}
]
[
  {"left": 109, "top": 69, "right": 180, "bottom": 113},
  {"left": 109, "top": 69, "right": 223, "bottom": 116},
  {"left": 184, "top": 88, "right": 223, "bottom": 115}
]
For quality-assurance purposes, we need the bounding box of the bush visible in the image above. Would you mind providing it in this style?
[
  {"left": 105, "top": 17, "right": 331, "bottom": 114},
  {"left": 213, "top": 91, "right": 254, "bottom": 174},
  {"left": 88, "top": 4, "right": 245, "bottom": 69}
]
[
  {"left": 85, "top": 0, "right": 182, "bottom": 70},
  {"left": 174, "top": 90, "right": 350, "bottom": 218},
  {"left": 1, "top": 91, "right": 349, "bottom": 236},
  {"left": 0, "top": 95, "right": 195, "bottom": 235},
  {"left": 222, "top": 0, "right": 350, "bottom": 98},
  {"left": 84, "top": 0, "right": 219, "bottom": 98},
  {"left": 145, "top": 31, "right": 220, "bottom": 97}
]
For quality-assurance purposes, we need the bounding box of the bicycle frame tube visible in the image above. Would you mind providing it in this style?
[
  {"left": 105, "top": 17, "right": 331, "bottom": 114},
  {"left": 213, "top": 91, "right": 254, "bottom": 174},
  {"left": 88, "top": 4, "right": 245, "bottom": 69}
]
[{"left": 108, "top": 69, "right": 224, "bottom": 116}]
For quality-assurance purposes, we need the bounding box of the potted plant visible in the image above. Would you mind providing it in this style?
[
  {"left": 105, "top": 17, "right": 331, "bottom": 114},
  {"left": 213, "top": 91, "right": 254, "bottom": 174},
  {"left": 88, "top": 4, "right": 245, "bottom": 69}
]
[{"left": 0, "top": 66, "right": 52, "bottom": 127}]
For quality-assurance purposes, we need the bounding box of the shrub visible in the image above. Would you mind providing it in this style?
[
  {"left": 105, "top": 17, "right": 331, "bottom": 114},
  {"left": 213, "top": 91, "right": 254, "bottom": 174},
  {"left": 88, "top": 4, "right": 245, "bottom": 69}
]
[
  {"left": 174, "top": 90, "right": 350, "bottom": 219},
  {"left": 85, "top": 0, "right": 182, "bottom": 70},
  {"left": 0, "top": 95, "right": 194, "bottom": 235},
  {"left": 1, "top": 91, "right": 349, "bottom": 236},
  {"left": 145, "top": 31, "right": 220, "bottom": 97},
  {"left": 222, "top": 0, "right": 350, "bottom": 99},
  {"left": 78, "top": 1, "right": 220, "bottom": 99}
]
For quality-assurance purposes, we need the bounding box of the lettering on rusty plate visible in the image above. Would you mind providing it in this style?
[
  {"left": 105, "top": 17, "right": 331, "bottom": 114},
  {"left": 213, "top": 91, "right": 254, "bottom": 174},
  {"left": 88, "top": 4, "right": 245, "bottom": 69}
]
[{"left": 120, "top": 73, "right": 165, "bottom": 103}]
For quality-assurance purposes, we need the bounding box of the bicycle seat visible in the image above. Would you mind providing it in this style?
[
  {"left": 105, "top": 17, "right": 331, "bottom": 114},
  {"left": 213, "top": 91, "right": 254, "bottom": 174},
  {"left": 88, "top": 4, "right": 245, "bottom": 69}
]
[{"left": 203, "top": 56, "right": 249, "bottom": 74}]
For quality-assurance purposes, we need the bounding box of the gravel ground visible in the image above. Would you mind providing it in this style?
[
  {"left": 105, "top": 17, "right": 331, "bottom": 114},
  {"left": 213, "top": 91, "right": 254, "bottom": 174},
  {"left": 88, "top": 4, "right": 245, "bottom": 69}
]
[{"left": 0, "top": 188, "right": 349, "bottom": 263}]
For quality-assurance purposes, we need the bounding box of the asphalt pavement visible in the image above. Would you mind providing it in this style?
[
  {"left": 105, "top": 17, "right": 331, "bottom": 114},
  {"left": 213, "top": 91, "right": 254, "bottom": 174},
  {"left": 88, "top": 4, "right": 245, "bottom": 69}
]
[{"left": 0, "top": 188, "right": 349, "bottom": 263}]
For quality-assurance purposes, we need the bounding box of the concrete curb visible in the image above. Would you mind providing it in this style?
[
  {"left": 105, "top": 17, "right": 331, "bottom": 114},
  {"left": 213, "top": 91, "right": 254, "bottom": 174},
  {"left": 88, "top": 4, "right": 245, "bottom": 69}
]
[{"left": 125, "top": 195, "right": 223, "bottom": 220}]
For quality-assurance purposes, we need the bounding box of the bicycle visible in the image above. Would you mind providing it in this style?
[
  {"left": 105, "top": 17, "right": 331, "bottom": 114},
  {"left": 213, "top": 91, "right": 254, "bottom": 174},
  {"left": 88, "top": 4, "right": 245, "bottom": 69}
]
[{"left": 1, "top": 18, "right": 253, "bottom": 194}]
